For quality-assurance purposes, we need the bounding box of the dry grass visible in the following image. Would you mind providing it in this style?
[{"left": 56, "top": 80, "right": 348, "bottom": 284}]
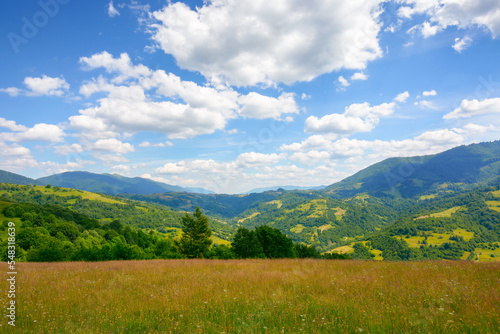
[{"left": 1, "top": 260, "right": 499, "bottom": 333}]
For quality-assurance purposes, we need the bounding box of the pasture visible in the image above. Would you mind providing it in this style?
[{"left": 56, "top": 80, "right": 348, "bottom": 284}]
[{"left": 2, "top": 259, "right": 499, "bottom": 333}]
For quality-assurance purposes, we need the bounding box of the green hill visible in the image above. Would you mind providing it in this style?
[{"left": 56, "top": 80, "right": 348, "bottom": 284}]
[
  {"left": 0, "top": 170, "right": 43, "bottom": 186},
  {"left": 37, "top": 171, "right": 213, "bottom": 195},
  {"left": 323, "top": 141, "right": 500, "bottom": 198}
]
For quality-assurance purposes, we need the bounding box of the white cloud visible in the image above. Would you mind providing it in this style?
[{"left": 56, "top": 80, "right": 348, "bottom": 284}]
[
  {"left": 0, "top": 118, "right": 27, "bottom": 132},
  {"left": 139, "top": 141, "right": 174, "bottom": 147},
  {"left": 91, "top": 138, "right": 135, "bottom": 154},
  {"left": 0, "top": 142, "right": 37, "bottom": 171},
  {"left": 1, "top": 75, "right": 69, "bottom": 97},
  {"left": 339, "top": 76, "right": 350, "bottom": 87},
  {"left": 305, "top": 102, "right": 396, "bottom": 135},
  {"left": 156, "top": 161, "right": 188, "bottom": 175},
  {"left": 111, "top": 165, "right": 131, "bottom": 175},
  {"left": 301, "top": 93, "right": 311, "bottom": 100},
  {"left": 235, "top": 152, "right": 286, "bottom": 167},
  {"left": 74, "top": 52, "right": 299, "bottom": 139},
  {"left": 394, "top": 91, "right": 410, "bottom": 103},
  {"left": 54, "top": 143, "right": 84, "bottom": 155},
  {"left": 453, "top": 36, "right": 473, "bottom": 53},
  {"left": 399, "top": 0, "right": 500, "bottom": 38},
  {"left": 1, "top": 123, "right": 65, "bottom": 143},
  {"left": 0, "top": 87, "right": 22, "bottom": 97},
  {"left": 108, "top": 1, "right": 120, "bottom": 17},
  {"left": 23, "top": 75, "right": 69, "bottom": 96},
  {"left": 290, "top": 150, "right": 331, "bottom": 166},
  {"left": 422, "top": 90, "right": 437, "bottom": 96},
  {"left": 444, "top": 97, "right": 500, "bottom": 119},
  {"left": 351, "top": 72, "right": 368, "bottom": 81},
  {"left": 148, "top": 1, "right": 384, "bottom": 86},
  {"left": 238, "top": 92, "right": 298, "bottom": 119},
  {"left": 414, "top": 100, "right": 435, "bottom": 109}
]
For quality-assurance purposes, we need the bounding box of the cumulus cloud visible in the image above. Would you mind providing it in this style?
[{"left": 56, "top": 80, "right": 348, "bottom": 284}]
[
  {"left": 305, "top": 102, "right": 396, "bottom": 135},
  {"left": 148, "top": 0, "right": 384, "bottom": 86},
  {"left": 422, "top": 90, "right": 437, "bottom": 97},
  {"left": 0, "top": 142, "right": 37, "bottom": 171},
  {"left": 74, "top": 52, "right": 298, "bottom": 139},
  {"left": 238, "top": 92, "right": 299, "bottom": 119},
  {"left": 290, "top": 150, "right": 331, "bottom": 166},
  {"left": 235, "top": 152, "right": 286, "bottom": 167},
  {"left": 0, "top": 118, "right": 27, "bottom": 132},
  {"left": 443, "top": 97, "right": 500, "bottom": 119},
  {"left": 156, "top": 161, "right": 188, "bottom": 175},
  {"left": 453, "top": 36, "right": 473, "bottom": 53},
  {"left": 91, "top": 138, "right": 135, "bottom": 154},
  {"left": 1, "top": 123, "right": 65, "bottom": 143},
  {"left": 351, "top": 72, "right": 368, "bottom": 81},
  {"left": 338, "top": 76, "right": 350, "bottom": 87},
  {"left": 54, "top": 143, "right": 84, "bottom": 155},
  {"left": 394, "top": 91, "right": 410, "bottom": 103},
  {"left": 398, "top": 0, "right": 500, "bottom": 38},
  {"left": 1, "top": 75, "right": 69, "bottom": 97}
]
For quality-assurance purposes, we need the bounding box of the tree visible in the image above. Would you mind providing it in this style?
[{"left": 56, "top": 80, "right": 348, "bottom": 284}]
[
  {"left": 178, "top": 207, "right": 212, "bottom": 258},
  {"left": 231, "top": 227, "right": 265, "bottom": 259},
  {"left": 255, "top": 225, "right": 295, "bottom": 259}
]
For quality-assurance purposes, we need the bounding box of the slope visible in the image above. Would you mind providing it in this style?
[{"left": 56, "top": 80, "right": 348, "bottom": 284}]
[
  {"left": 37, "top": 171, "right": 213, "bottom": 195},
  {"left": 323, "top": 140, "right": 500, "bottom": 198}
]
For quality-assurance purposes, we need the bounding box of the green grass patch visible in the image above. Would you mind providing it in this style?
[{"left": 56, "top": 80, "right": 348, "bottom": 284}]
[
  {"left": 429, "top": 206, "right": 463, "bottom": 218},
  {"left": 290, "top": 224, "right": 305, "bottom": 234},
  {"left": 486, "top": 200, "right": 500, "bottom": 212}
]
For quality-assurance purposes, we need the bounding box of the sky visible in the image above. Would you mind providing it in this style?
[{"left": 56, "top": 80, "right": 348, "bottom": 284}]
[{"left": 1, "top": 0, "right": 500, "bottom": 194}]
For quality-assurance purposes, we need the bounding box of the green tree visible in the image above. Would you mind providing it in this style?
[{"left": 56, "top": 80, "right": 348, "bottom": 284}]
[
  {"left": 231, "top": 227, "right": 265, "bottom": 258},
  {"left": 178, "top": 207, "right": 212, "bottom": 258},
  {"left": 255, "top": 225, "right": 295, "bottom": 259}
]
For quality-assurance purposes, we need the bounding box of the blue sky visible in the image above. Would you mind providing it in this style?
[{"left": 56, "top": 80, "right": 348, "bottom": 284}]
[{"left": 1, "top": 0, "right": 500, "bottom": 194}]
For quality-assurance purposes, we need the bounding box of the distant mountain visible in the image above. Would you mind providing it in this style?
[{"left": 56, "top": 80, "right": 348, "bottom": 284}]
[
  {"left": 0, "top": 170, "right": 43, "bottom": 185},
  {"left": 37, "top": 171, "right": 213, "bottom": 195},
  {"left": 244, "top": 185, "right": 326, "bottom": 194},
  {"left": 323, "top": 141, "right": 500, "bottom": 198}
]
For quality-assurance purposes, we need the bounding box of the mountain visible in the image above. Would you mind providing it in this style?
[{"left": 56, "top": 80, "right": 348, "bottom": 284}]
[
  {"left": 0, "top": 170, "right": 43, "bottom": 185},
  {"left": 37, "top": 171, "right": 213, "bottom": 195},
  {"left": 244, "top": 185, "right": 326, "bottom": 194},
  {"left": 323, "top": 141, "right": 500, "bottom": 198}
]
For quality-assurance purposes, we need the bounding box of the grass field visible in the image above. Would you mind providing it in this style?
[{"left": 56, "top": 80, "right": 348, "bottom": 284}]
[{"left": 2, "top": 259, "right": 498, "bottom": 333}]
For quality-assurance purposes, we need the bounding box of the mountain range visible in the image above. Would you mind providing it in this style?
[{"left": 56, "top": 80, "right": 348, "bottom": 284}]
[{"left": 1, "top": 140, "right": 499, "bottom": 260}]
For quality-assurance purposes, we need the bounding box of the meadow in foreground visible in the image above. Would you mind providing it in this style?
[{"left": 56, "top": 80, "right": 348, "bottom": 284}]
[{"left": 2, "top": 259, "right": 499, "bottom": 333}]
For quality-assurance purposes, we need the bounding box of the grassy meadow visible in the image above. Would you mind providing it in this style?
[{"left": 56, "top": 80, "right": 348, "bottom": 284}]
[{"left": 1, "top": 260, "right": 499, "bottom": 333}]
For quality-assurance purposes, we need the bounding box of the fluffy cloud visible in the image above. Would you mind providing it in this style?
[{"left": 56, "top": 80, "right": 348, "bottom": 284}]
[
  {"left": 156, "top": 161, "right": 188, "bottom": 175},
  {"left": 91, "top": 138, "right": 135, "bottom": 154},
  {"left": 394, "top": 91, "right": 410, "bottom": 103},
  {"left": 235, "top": 152, "right": 286, "bottom": 167},
  {"left": 1, "top": 75, "right": 69, "bottom": 97},
  {"left": 443, "top": 97, "right": 500, "bottom": 119},
  {"left": 453, "top": 36, "right": 473, "bottom": 53},
  {"left": 238, "top": 93, "right": 298, "bottom": 119},
  {"left": 74, "top": 52, "right": 298, "bottom": 139},
  {"left": 305, "top": 102, "right": 396, "bottom": 135},
  {"left": 422, "top": 90, "right": 437, "bottom": 97},
  {"left": 290, "top": 150, "right": 331, "bottom": 166},
  {"left": 148, "top": 0, "right": 384, "bottom": 86},
  {"left": 351, "top": 72, "right": 368, "bottom": 81},
  {"left": 54, "top": 143, "right": 84, "bottom": 155},
  {"left": 399, "top": 0, "right": 500, "bottom": 37},
  {"left": 0, "top": 142, "right": 37, "bottom": 171},
  {"left": 0, "top": 118, "right": 27, "bottom": 132},
  {"left": 1, "top": 123, "right": 65, "bottom": 143}
]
